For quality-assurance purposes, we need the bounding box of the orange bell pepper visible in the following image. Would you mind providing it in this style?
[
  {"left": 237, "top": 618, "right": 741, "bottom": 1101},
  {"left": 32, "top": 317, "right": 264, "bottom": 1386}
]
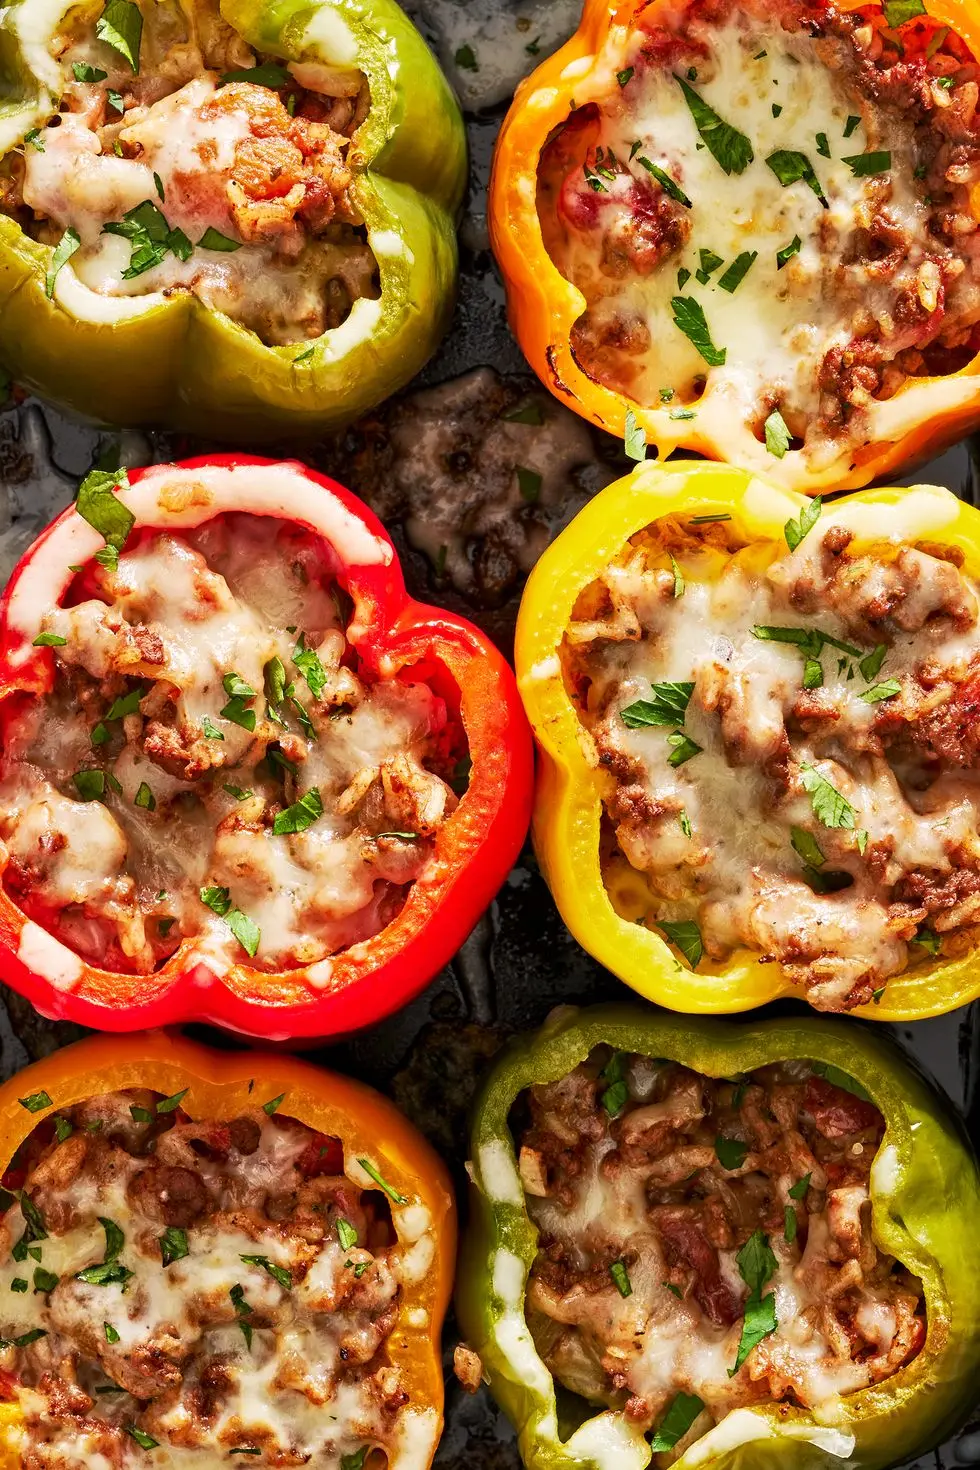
[
  {"left": 515, "top": 458, "right": 980, "bottom": 1020},
  {"left": 0, "top": 1030, "right": 455, "bottom": 1467},
  {"left": 490, "top": 0, "right": 980, "bottom": 493}
]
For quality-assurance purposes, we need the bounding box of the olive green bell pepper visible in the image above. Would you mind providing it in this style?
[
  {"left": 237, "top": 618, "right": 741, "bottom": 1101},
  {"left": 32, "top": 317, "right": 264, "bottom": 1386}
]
[
  {"left": 458, "top": 1004, "right": 980, "bottom": 1470},
  {"left": 0, "top": 0, "right": 465, "bottom": 440}
]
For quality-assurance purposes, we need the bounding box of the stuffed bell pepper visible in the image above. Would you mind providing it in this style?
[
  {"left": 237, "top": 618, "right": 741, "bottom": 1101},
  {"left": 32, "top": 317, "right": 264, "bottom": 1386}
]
[
  {"left": 0, "top": 1029, "right": 455, "bottom": 1469},
  {"left": 516, "top": 460, "right": 980, "bottom": 1019},
  {"left": 491, "top": 0, "right": 980, "bottom": 492},
  {"left": 0, "top": 454, "right": 533, "bottom": 1038},
  {"left": 0, "top": 0, "right": 465, "bottom": 440},
  {"left": 458, "top": 1004, "right": 980, "bottom": 1470}
]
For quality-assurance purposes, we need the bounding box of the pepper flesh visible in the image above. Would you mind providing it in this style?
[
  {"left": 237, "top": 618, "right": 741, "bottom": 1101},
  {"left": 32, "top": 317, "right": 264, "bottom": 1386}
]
[
  {"left": 515, "top": 458, "right": 980, "bottom": 1020},
  {"left": 0, "top": 453, "right": 533, "bottom": 1039},
  {"left": 489, "top": 0, "right": 980, "bottom": 493},
  {"left": 0, "top": 1028, "right": 455, "bottom": 1470},
  {"left": 0, "top": 0, "right": 466, "bottom": 442},
  {"left": 457, "top": 1002, "right": 980, "bottom": 1470}
]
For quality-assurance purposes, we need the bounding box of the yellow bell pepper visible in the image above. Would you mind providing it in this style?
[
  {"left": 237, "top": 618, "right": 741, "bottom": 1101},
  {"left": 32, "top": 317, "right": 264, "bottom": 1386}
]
[{"left": 515, "top": 460, "right": 980, "bottom": 1020}]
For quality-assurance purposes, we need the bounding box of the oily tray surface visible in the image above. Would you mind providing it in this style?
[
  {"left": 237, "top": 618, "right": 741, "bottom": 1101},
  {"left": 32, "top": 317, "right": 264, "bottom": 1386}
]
[{"left": 0, "top": 0, "right": 977, "bottom": 1465}]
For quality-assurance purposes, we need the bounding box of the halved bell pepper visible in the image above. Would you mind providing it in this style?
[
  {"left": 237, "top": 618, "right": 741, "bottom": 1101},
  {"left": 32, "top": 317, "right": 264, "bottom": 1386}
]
[
  {"left": 489, "top": 0, "right": 980, "bottom": 493},
  {"left": 0, "top": 0, "right": 465, "bottom": 441},
  {"left": 458, "top": 1002, "right": 980, "bottom": 1470},
  {"left": 0, "top": 1028, "right": 455, "bottom": 1468},
  {"left": 515, "top": 458, "right": 980, "bottom": 1020},
  {"left": 0, "top": 453, "right": 533, "bottom": 1038}
]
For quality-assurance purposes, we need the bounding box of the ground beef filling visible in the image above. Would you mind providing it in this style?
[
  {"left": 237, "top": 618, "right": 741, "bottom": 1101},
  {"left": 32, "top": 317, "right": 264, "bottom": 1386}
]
[
  {"left": 562, "top": 508, "right": 980, "bottom": 1008},
  {"left": 519, "top": 1051, "right": 924, "bottom": 1451},
  {"left": 0, "top": 513, "right": 464, "bottom": 974},
  {"left": 0, "top": 0, "right": 379, "bottom": 343},
  {"left": 0, "top": 1090, "right": 411, "bottom": 1470},
  {"left": 537, "top": 0, "right": 980, "bottom": 460}
]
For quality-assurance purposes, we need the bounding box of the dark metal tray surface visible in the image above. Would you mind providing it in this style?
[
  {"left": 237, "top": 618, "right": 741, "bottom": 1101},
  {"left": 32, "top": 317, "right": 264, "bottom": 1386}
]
[{"left": 0, "top": 2, "right": 977, "bottom": 1465}]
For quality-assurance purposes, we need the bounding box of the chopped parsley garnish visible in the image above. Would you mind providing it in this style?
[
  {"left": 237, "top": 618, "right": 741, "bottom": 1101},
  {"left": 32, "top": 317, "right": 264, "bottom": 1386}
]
[
  {"left": 18, "top": 1092, "right": 52, "bottom": 1113},
  {"left": 717, "top": 251, "right": 757, "bottom": 293},
  {"left": 751, "top": 624, "right": 860, "bottom": 659},
  {"left": 815, "top": 131, "right": 830, "bottom": 158},
  {"left": 856, "top": 829, "right": 869, "bottom": 855},
  {"left": 159, "top": 1227, "right": 189, "bottom": 1266},
  {"left": 75, "top": 1217, "right": 132, "bottom": 1289},
  {"left": 670, "top": 296, "right": 726, "bottom": 365},
  {"left": 337, "top": 1219, "right": 358, "bottom": 1251},
  {"left": 73, "top": 768, "right": 109, "bottom": 802},
  {"left": 357, "top": 1158, "right": 407, "bottom": 1205},
  {"left": 783, "top": 495, "right": 821, "bottom": 552},
  {"left": 76, "top": 465, "right": 133, "bottom": 563},
  {"left": 199, "top": 885, "right": 260, "bottom": 958},
  {"left": 273, "top": 787, "right": 323, "bottom": 835},
  {"left": 936, "top": 74, "right": 956, "bottom": 88},
  {"left": 293, "top": 345, "right": 316, "bottom": 364},
  {"left": 638, "top": 157, "right": 692, "bottom": 207},
  {"left": 714, "top": 1135, "right": 748, "bottom": 1170},
  {"left": 96, "top": 0, "right": 142, "bottom": 69},
  {"left": 46, "top": 227, "right": 80, "bottom": 298},
  {"left": 262, "top": 1093, "right": 285, "bottom": 1116},
  {"left": 609, "top": 1260, "right": 632, "bottom": 1298},
  {"left": 153, "top": 172, "right": 165, "bottom": 201},
  {"left": 103, "top": 200, "right": 190, "bottom": 278},
  {"left": 9, "top": 1280, "right": 26, "bottom": 1293},
  {"left": 649, "top": 1391, "right": 704, "bottom": 1451},
  {"left": 220, "top": 61, "right": 290, "bottom": 87},
  {"left": 91, "top": 723, "right": 110, "bottom": 746},
  {"left": 771, "top": 103, "right": 782, "bottom": 117},
  {"left": 223, "top": 784, "right": 253, "bottom": 801},
  {"left": 695, "top": 247, "right": 724, "bottom": 283},
  {"left": 914, "top": 924, "right": 941, "bottom": 956},
  {"left": 674, "top": 75, "right": 753, "bottom": 174},
  {"left": 155, "top": 1089, "right": 188, "bottom": 1114},
  {"left": 730, "top": 1229, "right": 778, "bottom": 1375},
  {"left": 658, "top": 919, "right": 703, "bottom": 968},
  {"left": 812, "top": 1061, "right": 871, "bottom": 1100},
  {"left": 130, "top": 1105, "right": 153, "bottom": 1123},
  {"left": 220, "top": 673, "right": 257, "bottom": 730},
  {"left": 198, "top": 227, "right": 242, "bottom": 251},
  {"left": 791, "top": 827, "right": 825, "bottom": 868},
  {"left": 667, "top": 731, "right": 702, "bottom": 766},
  {"left": 842, "top": 150, "right": 891, "bottom": 176},
  {"left": 33, "top": 1266, "right": 59, "bottom": 1293},
  {"left": 679, "top": 808, "right": 692, "bottom": 838},
  {"left": 860, "top": 644, "right": 887, "bottom": 681},
  {"left": 73, "top": 62, "right": 107, "bottom": 82},
  {"left": 764, "top": 410, "right": 791, "bottom": 459},
  {"left": 776, "top": 234, "right": 802, "bottom": 269},
  {"left": 600, "top": 1052, "right": 630, "bottom": 1116},
  {"left": 860, "top": 678, "right": 901, "bottom": 703},
  {"left": 516, "top": 465, "right": 542, "bottom": 503},
  {"left": 105, "top": 686, "right": 143, "bottom": 720},
  {"left": 134, "top": 781, "right": 155, "bottom": 810},
  {"left": 0, "top": 1328, "right": 46, "bottom": 1349},
  {"left": 124, "top": 1425, "right": 159, "bottom": 1451},
  {"left": 883, "top": 0, "right": 925, "bottom": 24},
  {"left": 624, "top": 407, "right": 646, "bottom": 461},
  {"left": 201, "top": 715, "right": 225, "bottom": 740},
  {"left": 24, "top": 128, "right": 44, "bottom": 151},
  {"left": 223, "top": 671, "right": 257, "bottom": 700},
  {"left": 292, "top": 633, "right": 328, "bottom": 699},
  {"left": 54, "top": 1117, "right": 73, "bottom": 1142},
  {"left": 659, "top": 387, "right": 674, "bottom": 403},
  {"left": 618, "top": 66, "right": 634, "bottom": 86},
  {"left": 800, "top": 763, "right": 856, "bottom": 829},
  {"left": 788, "top": 1172, "right": 811, "bottom": 1200},
  {"left": 669, "top": 552, "right": 685, "bottom": 598},
  {"left": 677, "top": 266, "right": 691, "bottom": 289},
  {"left": 230, "top": 1283, "right": 254, "bottom": 1348},
  {"left": 341, "top": 1451, "right": 370, "bottom": 1470},
  {"left": 765, "top": 149, "right": 827, "bottom": 206},
  {"left": 620, "top": 682, "right": 694, "bottom": 728},
  {"left": 240, "top": 1254, "right": 292, "bottom": 1290},
  {"left": 843, "top": 114, "right": 861, "bottom": 137},
  {"left": 784, "top": 1204, "right": 798, "bottom": 1243},
  {"left": 689, "top": 513, "right": 730, "bottom": 524},
  {"left": 455, "top": 43, "right": 478, "bottom": 71}
]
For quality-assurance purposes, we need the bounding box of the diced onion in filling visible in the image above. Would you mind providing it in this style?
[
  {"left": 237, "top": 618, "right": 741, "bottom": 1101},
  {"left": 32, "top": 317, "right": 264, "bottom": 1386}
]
[{"left": 562, "top": 504, "right": 980, "bottom": 1008}]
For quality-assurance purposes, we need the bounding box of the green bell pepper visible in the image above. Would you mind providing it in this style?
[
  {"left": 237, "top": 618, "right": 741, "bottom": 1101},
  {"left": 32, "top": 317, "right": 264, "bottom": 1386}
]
[
  {"left": 458, "top": 1004, "right": 980, "bottom": 1470},
  {"left": 0, "top": 0, "right": 465, "bottom": 440}
]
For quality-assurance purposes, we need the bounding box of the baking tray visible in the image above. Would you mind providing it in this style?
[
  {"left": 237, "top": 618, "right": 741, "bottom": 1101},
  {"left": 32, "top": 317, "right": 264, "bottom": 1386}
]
[{"left": 0, "top": 2, "right": 978, "bottom": 1465}]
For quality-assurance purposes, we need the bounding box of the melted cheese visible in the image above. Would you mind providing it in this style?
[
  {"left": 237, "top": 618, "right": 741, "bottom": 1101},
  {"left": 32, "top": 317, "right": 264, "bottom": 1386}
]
[
  {"left": 567, "top": 507, "right": 980, "bottom": 1006},
  {"left": 542, "top": 2, "right": 973, "bottom": 471}
]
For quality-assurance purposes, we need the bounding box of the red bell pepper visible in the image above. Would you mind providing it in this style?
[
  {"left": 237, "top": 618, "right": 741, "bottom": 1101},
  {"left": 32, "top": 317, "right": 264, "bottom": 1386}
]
[{"left": 0, "top": 454, "right": 533, "bottom": 1039}]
